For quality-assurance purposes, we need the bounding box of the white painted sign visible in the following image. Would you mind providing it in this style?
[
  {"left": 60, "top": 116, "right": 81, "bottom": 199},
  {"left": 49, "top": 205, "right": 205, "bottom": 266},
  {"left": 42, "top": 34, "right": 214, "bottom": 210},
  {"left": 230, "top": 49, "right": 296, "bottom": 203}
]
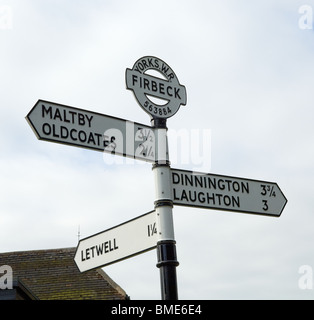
[
  {"left": 74, "top": 211, "right": 158, "bottom": 272},
  {"left": 126, "top": 56, "right": 187, "bottom": 119},
  {"left": 26, "top": 100, "right": 156, "bottom": 162},
  {"left": 171, "top": 169, "right": 287, "bottom": 217}
]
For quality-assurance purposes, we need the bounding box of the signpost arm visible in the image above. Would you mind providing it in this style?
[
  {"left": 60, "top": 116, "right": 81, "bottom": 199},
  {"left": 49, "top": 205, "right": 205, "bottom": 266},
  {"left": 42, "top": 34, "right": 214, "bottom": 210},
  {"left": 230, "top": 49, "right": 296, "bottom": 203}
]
[{"left": 152, "top": 117, "right": 179, "bottom": 300}]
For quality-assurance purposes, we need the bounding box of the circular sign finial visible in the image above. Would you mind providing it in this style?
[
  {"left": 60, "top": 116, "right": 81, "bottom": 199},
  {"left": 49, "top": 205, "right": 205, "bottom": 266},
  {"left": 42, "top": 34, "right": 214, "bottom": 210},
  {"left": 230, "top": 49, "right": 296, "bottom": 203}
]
[{"left": 126, "top": 56, "right": 187, "bottom": 119}]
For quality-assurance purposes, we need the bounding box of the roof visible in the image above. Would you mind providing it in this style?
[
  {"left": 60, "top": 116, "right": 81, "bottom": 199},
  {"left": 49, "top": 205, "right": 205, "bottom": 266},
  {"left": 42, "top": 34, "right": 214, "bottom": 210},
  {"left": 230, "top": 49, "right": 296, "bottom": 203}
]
[{"left": 0, "top": 247, "right": 128, "bottom": 300}]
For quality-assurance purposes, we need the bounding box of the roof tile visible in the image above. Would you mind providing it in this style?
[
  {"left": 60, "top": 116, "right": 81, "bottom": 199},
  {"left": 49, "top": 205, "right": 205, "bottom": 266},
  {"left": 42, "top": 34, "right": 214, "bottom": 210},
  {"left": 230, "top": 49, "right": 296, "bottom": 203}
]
[{"left": 0, "top": 247, "right": 127, "bottom": 300}]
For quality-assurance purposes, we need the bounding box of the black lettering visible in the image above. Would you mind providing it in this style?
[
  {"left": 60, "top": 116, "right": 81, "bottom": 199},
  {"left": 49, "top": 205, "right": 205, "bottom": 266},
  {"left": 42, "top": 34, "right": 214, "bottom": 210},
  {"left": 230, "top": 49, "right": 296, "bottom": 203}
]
[
  {"left": 181, "top": 190, "right": 188, "bottom": 201},
  {"left": 242, "top": 182, "right": 249, "bottom": 194},
  {"left": 208, "top": 177, "right": 216, "bottom": 189},
  {"left": 172, "top": 172, "right": 180, "bottom": 184},
  {"left": 132, "top": 74, "right": 138, "bottom": 86},
  {"left": 52, "top": 124, "right": 59, "bottom": 138},
  {"left": 141, "top": 59, "right": 148, "bottom": 69},
  {"left": 263, "top": 200, "right": 268, "bottom": 211},
  {"left": 173, "top": 188, "right": 180, "bottom": 201},
  {"left": 87, "top": 132, "right": 96, "bottom": 145},
  {"left": 143, "top": 78, "right": 150, "bottom": 90},
  {"left": 232, "top": 196, "right": 240, "bottom": 208},
  {"left": 198, "top": 192, "right": 205, "bottom": 203},
  {"left": 42, "top": 105, "right": 52, "bottom": 119},
  {"left": 225, "top": 180, "right": 232, "bottom": 191},
  {"left": 63, "top": 109, "right": 70, "bottom": 123},
  {"left": 138, "top": 62, "right": 144, "bottom": 71},
  {"left": 90, "top": 246, "right": 95, "bottom": 258},
  {"left": 86, "top": 115, "right": 93, "bottom": 128},
  {"left": 147, "top": 57, "right": 154, "bottom": 67},
  {"left": 216, "top": 194, "right": 223, "bottom": 205},
  {"left": 69, "top": 111, "right": 77, "bottom": 123},
  {"left": 184, "top": 174, "right": 193, "bottom": 187},
  {"left": 70, "top": 129, "right": 77, "bottom": 141},
  {"left": 217, "top": 179, "right": 225, "bottom": 190},
  {"left": 195, "top": 176, "right": 203, "bottom": 188},
  {"left": 109, "top": 240, "right": 114, "bottom": 252},
  {"left": 161, "top": 63, "right": 169, "bottom": 74},
  {"left": 168, "top": 73, "right": 174, "bottom": 81},
  {"left": 159, "top": 83, "right": 165, "bottom": 94},
  {"left": 53, "top": 108, "right": 62, "bottom": 121},
  {"left": 78, "top": 113, "right": 85, "bottom": 126},
  {"left": 78, "top": 130, "right": 87, "bottom": 142},
  {"left": 60, "top": 126, "right": 68, "bottom": 139},
  {"left": 166, "top": 86, "right": 173, "bottom": 97},
  {"left": 174, "top": 87, "right": 181, "bottom": 99},
  {"left": 94, "top": 133, "right": 102, "bottom": 146},
  {"left": 114, "top": 238, "right": 118, "bottom": 250},
  {"left": 42, "top": 123, "right": 51, "bottom": 135},
  {"left": 104, "top": 241, "right": 109, "bottom": 253},
  {"left": 224, "top": 195, "right": 231, "bottom": 206},
  {"left": 151, "top": 80, "right": 158, "bottom": 92},
  {"left": 189, "top": 191, "right": 196, "bottom": 202},
  {"left": 232, "top": 181, "right": 240, "bottom": 192},
  {"left": 207, "top": 193, "right": 215, "bottom": 204},
  {"left": 96, "top": 244, "right": 103, "bottom": 255}
]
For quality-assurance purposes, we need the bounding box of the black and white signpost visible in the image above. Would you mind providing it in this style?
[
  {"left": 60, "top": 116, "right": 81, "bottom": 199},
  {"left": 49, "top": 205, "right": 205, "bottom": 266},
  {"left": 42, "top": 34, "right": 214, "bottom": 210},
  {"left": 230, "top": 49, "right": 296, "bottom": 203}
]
[
  {"left": 26, "top": 99, "right": 157, "bottom": 162},
  {"left": 171, "top": 168, "right": 287, "bottom": 217},
  {"left": 74, "top": 211, "right": 158, "bottom": 272},
  {"left": 26, "top": 55, "right": 287, "bottom": 301}
]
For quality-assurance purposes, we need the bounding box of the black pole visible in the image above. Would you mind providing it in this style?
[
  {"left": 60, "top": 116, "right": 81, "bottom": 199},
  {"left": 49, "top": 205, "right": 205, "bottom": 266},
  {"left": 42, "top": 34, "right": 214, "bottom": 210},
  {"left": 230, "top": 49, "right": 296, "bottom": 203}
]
[{"left": 156, "top": 240, "right": 179, "bottom": 300}]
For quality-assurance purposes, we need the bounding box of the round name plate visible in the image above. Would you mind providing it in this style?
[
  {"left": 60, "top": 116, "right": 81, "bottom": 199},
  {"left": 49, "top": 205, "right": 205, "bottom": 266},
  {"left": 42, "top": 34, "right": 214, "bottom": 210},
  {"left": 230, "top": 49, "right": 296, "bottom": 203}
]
[{"left": 126, "top": 56, "right": 187, "bottom": 119}]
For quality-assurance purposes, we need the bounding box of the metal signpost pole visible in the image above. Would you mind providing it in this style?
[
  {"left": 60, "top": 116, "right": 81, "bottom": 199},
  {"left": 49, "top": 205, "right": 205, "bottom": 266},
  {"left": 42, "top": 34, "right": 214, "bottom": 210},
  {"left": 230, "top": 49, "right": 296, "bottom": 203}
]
[
  {"left": 126, "top": 56, "right": 186, "bottom": 300},
  {"left": 152, "top": 117, "right": 179, "bottom": 301}
]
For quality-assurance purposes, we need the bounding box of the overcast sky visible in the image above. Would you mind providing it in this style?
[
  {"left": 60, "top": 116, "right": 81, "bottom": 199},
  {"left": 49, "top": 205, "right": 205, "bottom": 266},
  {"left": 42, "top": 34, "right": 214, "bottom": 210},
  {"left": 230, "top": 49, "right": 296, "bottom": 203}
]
[{"left": 1, "top": 0, "right": 314, "bottom": 300}]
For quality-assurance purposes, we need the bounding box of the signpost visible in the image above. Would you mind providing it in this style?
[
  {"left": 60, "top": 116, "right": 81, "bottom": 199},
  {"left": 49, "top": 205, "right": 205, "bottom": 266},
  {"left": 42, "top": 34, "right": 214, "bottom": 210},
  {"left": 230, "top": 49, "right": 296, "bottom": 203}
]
[
  {"left": 171, "top": 169, "right": 287, "bottom": 217},
  {"left": 126, "top": 56, "right": 186, "bottom": 300},
  {"left": 74, "top": 211, "right": 157, "bottom": 272},
  {"left": 26, "top": 99, "right": 157, "bottom": 163},
  {"left": 26, "top": 55, "right": 288, "bottom": 301}
]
